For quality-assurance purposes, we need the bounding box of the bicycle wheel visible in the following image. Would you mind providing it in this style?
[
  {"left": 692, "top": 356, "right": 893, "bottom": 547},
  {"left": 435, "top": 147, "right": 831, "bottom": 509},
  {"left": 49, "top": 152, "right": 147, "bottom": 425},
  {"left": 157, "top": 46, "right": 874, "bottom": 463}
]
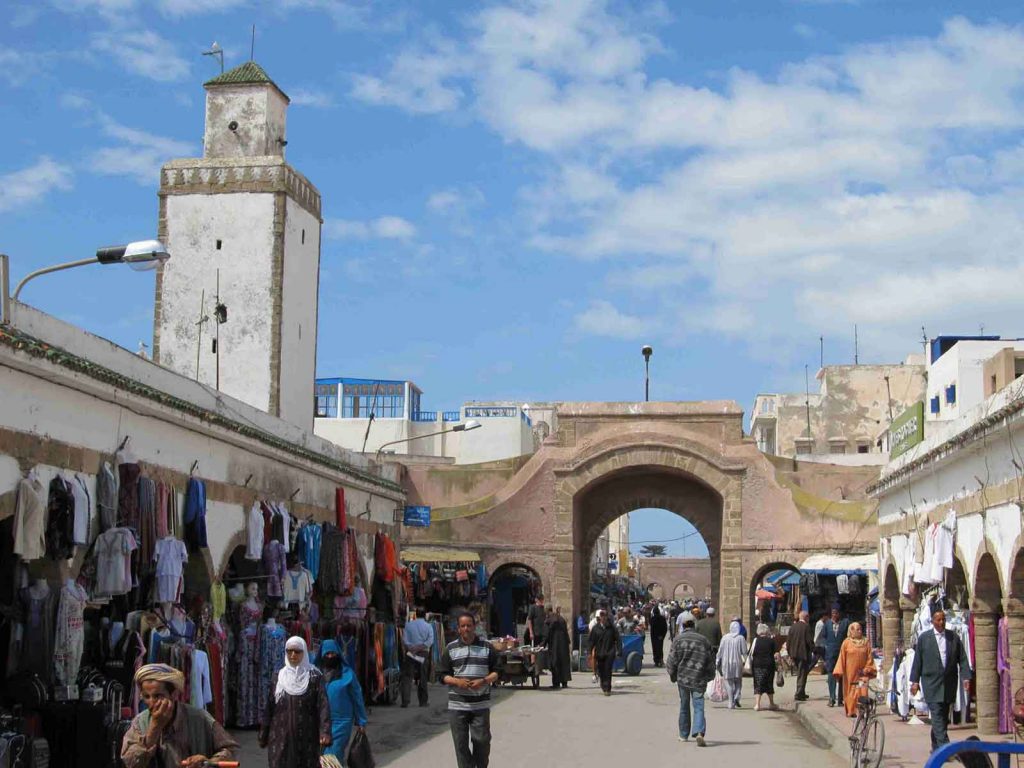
[
  {"left": 859, "top": 718, "right": 885, "bottom": 768},
  {"left": 849, "top": 737, "right": 862, "bottom": 768}
]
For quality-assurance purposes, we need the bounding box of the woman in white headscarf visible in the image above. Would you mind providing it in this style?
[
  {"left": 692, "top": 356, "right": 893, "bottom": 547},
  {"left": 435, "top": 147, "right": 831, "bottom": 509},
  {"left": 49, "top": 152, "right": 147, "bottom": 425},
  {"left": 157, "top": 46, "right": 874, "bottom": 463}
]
[
  {"left": 716, "top": 621, "right": 749, "bottom": 709},
  {"left": 258, "top": 636, "right": 331, "bottom": 768}
]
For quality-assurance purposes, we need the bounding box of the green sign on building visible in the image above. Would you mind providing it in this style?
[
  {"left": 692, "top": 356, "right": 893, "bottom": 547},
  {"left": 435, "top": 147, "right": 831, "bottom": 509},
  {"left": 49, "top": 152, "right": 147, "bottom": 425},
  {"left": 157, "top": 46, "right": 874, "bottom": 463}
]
[{"left": 890, "top": 401, "right": 925, "bottom": 459}]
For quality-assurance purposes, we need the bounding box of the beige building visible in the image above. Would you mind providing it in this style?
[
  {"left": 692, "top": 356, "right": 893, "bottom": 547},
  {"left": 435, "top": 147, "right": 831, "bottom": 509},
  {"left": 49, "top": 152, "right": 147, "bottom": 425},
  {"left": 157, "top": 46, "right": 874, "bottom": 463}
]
[{"left": 751, "top": 359, "right": 926, "bottom": 464}]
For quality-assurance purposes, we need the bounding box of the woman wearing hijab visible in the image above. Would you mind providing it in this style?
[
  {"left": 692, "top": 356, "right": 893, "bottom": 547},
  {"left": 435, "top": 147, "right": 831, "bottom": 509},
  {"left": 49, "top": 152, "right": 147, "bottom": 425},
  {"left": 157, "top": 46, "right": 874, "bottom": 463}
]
[
  {"left": 319, "top": 639, "right": 369, "bottom": 764},
  {"left": 259, "top": 636, "right": 330, "bottom": 768},
  {"left": 545, "top": 606, "right": 573, "bottom": 689},
  {"left": 716, "top": 621, "right": 748, "bottom": 709},
  {"left": 832, "top": 622, "right": 876, "bottom": 718},
  {"left": 749, "top": 623, "right": 780, "bottom": 711}
]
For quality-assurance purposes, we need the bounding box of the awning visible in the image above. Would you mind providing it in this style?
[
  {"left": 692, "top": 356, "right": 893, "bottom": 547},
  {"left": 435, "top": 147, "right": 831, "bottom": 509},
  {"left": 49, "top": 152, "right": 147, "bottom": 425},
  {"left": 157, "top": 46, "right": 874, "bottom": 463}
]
[
  {"left": 799, "top": 553, "right": 877, "bottom": 573},
  {"left": 401, "top": 546, "right": 481, "bottom": 563}
]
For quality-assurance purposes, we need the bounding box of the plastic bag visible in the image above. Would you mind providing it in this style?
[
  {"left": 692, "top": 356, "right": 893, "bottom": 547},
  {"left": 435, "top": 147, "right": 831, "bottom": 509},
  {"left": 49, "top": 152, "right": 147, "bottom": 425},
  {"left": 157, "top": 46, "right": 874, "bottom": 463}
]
[
  {"left": 348, "top": 729, "right": 376, "bottom": 768},
  {"left": 775, "top": 667, "right": 785, "bottom": 688},
  {"left": 707, "top": 673, "right": 728, "bottom": 703}
]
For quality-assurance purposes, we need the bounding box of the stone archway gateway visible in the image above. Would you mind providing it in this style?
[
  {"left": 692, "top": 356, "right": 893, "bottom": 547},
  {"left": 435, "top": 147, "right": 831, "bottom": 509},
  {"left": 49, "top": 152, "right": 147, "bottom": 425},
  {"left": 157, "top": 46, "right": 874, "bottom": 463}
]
[{"left": 400, "top": 402, "right": 879, "bottom": 628}]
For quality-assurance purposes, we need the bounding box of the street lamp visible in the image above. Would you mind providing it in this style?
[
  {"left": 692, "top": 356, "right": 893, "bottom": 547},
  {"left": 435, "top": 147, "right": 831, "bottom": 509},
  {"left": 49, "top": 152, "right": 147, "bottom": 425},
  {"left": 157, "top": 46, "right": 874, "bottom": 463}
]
[
  {"left": 641, "top": 344, "right": 653, "bottom": 402},
  {"left": 375, "top": 419, "right": 481, "bottom": 463},
  {"left": 12, "top": 240, "right": 170, "bottom": 301}
]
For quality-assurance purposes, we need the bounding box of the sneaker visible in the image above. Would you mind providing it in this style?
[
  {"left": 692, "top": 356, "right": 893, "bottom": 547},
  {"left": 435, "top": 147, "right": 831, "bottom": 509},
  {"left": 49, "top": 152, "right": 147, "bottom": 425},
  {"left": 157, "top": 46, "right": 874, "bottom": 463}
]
[
  {"left": 696, "top": 735, "right": 706, "bottom": 747},
  {"left": 678, "top": 737, "right": 688, "bottom": 742}
]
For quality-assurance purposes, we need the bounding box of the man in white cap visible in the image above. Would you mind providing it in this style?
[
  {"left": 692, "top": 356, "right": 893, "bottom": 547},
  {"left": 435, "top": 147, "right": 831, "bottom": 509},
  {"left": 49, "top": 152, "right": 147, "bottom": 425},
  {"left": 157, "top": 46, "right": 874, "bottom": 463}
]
[
  {"left": 696, "top": 607, "right": 723, "bottom": 653},
  {"left": 121, "top": 663, "right": 238, "bottom": 768}
]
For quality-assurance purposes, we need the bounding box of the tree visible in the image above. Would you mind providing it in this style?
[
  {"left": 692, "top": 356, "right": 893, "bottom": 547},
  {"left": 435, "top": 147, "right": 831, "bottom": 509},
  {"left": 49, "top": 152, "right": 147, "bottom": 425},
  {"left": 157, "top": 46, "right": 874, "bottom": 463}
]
[{"left": 640, "top": 544, "right": 667, "bottom": 557}]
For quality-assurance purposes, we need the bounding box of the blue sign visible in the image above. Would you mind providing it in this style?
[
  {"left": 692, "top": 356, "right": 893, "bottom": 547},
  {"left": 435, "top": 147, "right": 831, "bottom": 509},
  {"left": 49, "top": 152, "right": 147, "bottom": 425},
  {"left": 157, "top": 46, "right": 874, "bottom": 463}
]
[{"left": 404, "top": 506, "right": 431, "bottom": 527}]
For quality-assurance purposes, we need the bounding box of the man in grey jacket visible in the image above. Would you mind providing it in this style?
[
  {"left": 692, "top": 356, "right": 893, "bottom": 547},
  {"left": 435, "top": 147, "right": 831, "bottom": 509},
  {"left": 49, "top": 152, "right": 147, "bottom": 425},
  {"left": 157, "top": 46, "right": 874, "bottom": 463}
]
[
  {"left": 910, "top": 609, "right": 972, "bottom": 751},
  {"left": 666, "top": 615, "right": 717, "bottom": 746}
]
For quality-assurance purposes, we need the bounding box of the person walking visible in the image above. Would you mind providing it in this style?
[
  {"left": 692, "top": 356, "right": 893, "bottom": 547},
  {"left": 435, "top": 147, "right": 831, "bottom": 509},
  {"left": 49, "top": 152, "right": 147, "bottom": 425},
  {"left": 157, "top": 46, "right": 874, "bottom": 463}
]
[
  {"left": 436, "top": 611, "right": 500, "bottom": 768},
  {"left": 121, "top": 664, "right": 238, "bottom": 768},
  {"left": 650, "top": 602, "right": 669, "bottom": 667},
  {"left": 319, "top": 639, "right": 368, "bottom": 765},
  {"left": 832, "top": 622, "right": 877, "bottom": 718},
  {"left": 574, "top": 611, "right": 587, "bottom": 652},
  {"left": 812, "top": 612, "right": 826, "bottom": 671},
  {"left": 716, "top": 620, "right": 748, "bottom": 709},
  {"left": 545, "top": 606, "right": 572, "bottom": 689},
  {"left": 732, "top": 616, "right": 748, "bottom": 639},
  {"left": 401, "top": 607, "right": 435, "bottom": 708},
  {"left": 822, "top": 607, "right": 850, "bottom": 707},
  {"left": 259, "top": 636, "right": 331, "bottom": 768},
  {"left": 589, "top": 609, "right": 622, "bottom": 696},
  {"left": 696, "top": 607, "right": 723, "bottom": 653},
  {"left": 525, "top": 595, "right": 546, "bottom": 647},
  {"left": 787, "top": 610, "right": 814, "bottom": 701},
  {"left": 910, "top": 609, "right": 972, "bottom": 751},
  {"left": 749, "top": 623, "right": 780, "bottom": 711},
  {"left": 667, "top": 615, "right": 716, "bottom": 746}
]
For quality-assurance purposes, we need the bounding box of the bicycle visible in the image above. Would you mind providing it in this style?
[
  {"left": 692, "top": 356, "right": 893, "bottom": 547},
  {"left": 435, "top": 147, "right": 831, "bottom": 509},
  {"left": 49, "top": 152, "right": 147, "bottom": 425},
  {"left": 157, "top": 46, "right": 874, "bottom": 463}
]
[{"left": 848, "top": 678, "right": 885, "bottom": 768}]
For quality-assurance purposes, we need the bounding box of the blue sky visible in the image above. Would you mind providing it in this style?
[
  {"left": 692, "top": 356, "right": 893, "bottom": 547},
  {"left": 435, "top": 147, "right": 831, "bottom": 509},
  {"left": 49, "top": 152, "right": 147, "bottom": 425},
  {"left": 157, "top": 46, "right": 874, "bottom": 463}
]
[{"left": 5, "top": 2, "right": 1024, "bottom": 552}]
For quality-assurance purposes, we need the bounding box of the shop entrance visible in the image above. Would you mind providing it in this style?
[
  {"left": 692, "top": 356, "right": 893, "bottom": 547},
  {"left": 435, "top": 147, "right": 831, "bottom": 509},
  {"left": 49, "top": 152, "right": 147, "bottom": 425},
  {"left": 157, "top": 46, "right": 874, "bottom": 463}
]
[
  {"left": 488, "top": 563, "right": 542, "bottom": 639},
  {"left": 750, "top": 562, "right": 801, "bottom": 629}
]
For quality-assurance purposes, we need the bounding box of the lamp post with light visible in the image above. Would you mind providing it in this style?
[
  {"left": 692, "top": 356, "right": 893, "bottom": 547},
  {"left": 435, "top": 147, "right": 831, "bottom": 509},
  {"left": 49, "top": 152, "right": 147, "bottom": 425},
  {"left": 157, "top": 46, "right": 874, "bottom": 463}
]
[
  {"left": 374, "top": 419, "right": 482, "bottom": 463},
  {"left": 642, "top": 344, "right": 653, "bottom": 402}
]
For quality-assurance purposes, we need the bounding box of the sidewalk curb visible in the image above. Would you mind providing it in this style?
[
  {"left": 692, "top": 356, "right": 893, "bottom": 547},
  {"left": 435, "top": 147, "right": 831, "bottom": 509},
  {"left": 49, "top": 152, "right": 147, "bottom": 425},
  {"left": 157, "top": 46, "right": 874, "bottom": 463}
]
[{"left": 793, "top": 702, "right": 850, "bottom": 760}]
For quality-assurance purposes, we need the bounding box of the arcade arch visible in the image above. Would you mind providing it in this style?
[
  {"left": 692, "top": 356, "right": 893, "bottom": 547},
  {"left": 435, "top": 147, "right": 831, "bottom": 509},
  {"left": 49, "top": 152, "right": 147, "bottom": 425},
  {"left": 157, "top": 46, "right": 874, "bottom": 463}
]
[
  {"left": 488, "top": 562, "right": 542, "bottom": 638},
  {"left": 749, "top": 561, "right": 801, "bottom": 629},
  {"left": 674, "top": 583, "right": 695, "bottom": 601}
]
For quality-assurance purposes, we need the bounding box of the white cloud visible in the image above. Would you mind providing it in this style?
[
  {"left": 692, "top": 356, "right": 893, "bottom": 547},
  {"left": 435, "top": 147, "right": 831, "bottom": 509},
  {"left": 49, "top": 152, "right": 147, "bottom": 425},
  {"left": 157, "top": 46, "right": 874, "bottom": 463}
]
[
  {"left": 290, "top": 87, "right": 335, "bottom": 108},
  {"left": 91, "top": 28, "right": 189, "bottom": 82},
  {"left": 427, "top": 187, "right": 484, "bottom": 213},
  {"left": 0, "top": 47, "right": 52, "bottom": 86},
  {"left": 0, "top": 157, "right": 73, "bottom": 213},
  {"left": 156, "top": 0, "right": 247, "bottom": 16},
  {"left": 573, "top": 300, "right": 649, "bottom": 339},
  {"left": 325, "top": 215, "right": 417, "bottom": 240},
  {"left": 353, "top": 7, "right": 1024, "bottom": 358},
  {"left": 85, "top": 110, "right": 193, "bottom": 185}
]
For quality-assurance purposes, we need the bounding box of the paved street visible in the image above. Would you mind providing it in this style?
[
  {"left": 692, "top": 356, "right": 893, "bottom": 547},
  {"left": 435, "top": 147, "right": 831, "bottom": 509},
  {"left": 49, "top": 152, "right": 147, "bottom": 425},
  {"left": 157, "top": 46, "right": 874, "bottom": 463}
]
[{"left": 232, "top": 642, "right": 846, "bottom": 767}]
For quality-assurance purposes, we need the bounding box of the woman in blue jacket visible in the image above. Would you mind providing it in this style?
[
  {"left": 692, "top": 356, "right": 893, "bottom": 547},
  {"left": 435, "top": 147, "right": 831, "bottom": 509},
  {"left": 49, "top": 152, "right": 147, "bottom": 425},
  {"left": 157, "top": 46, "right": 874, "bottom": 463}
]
[{"left": 319, "top": 639, "right": 368, "bottom": 764}]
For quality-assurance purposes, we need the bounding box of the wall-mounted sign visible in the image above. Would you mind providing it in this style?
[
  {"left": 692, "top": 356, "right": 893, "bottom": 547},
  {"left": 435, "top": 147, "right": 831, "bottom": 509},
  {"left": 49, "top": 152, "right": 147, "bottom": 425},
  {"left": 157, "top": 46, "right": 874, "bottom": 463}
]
[
  {"left": 608, "top": 551, "right": 618, "bottom": 574},
  {"left": 889, "top": 401, "right": 925, "bottom": 459},
  {"left": 403, "top": 506, "right": 431, "bottom": 527}
]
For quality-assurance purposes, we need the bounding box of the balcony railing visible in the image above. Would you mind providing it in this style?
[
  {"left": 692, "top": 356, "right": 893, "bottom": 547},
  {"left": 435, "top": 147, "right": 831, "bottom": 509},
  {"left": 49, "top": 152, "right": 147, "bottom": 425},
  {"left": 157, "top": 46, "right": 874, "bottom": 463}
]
[
  {"left": 411, "top": 411, "right": 437, "bottom": 422},
  {"left": 443, "top": 411, "right": 461, "bottom": 421}
]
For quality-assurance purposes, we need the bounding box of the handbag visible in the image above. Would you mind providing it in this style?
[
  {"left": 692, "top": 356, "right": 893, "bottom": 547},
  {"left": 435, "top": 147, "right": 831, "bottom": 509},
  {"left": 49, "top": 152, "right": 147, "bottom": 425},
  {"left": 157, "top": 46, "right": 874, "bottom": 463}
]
[
  {"left": 776, "top": 666, "right": 785, "bottom": 688},
  {"left": 347, "top": 728, "right": 376, "bottom": 768},
  {"left": 743, "top": 638, "right": 755, "bottom": 675}
]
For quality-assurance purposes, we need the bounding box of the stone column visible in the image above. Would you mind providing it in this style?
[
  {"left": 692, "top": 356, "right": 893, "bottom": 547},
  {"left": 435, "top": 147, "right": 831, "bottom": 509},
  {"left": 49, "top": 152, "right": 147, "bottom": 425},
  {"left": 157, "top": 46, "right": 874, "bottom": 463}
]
[
  {"left": 1004, "top": 600, "right": 1024, "bottom": 712},
  {"left": 900, "top": 599, "right": 918, "bottom": 646},
  {"left": 973, "top": 611, "right": 999, "bottom": 735},
  {"left": 880, "top": 601, "right": 901, "bottom": 676},
  {"left": 719, "top": 553, "right": 743, "bottom": 628}
]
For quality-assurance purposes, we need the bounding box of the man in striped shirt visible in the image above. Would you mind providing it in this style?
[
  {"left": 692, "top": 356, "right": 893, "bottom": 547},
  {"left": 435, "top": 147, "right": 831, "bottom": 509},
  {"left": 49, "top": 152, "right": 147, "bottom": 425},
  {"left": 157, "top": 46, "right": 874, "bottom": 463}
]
[{"left": 436, "top": 611, "right": 500, "bottom": 768}]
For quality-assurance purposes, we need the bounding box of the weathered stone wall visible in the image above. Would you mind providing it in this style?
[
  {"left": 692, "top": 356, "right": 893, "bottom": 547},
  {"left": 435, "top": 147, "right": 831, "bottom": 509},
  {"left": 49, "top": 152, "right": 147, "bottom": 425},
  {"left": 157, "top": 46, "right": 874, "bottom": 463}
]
[{"left": 637, "top": 557, "right": 712, "bottom": 601}]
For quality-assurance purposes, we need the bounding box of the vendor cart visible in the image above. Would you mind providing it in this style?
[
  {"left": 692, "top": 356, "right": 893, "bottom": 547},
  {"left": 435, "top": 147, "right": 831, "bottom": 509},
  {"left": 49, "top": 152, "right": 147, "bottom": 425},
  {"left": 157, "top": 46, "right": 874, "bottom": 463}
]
[
  {"left": 495, "top": 646, "right": 548, "bottom": 688},
  {"left": 577, "top": 633, "right": 645, "bottom": 676}
]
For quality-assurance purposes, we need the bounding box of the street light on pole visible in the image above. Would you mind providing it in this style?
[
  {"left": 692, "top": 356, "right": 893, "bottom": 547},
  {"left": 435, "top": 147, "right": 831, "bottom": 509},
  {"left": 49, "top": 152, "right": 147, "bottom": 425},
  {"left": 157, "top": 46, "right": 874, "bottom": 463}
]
[
  {"left": 641, "top": 345, "right": 653, "bottom": 402},
  {"left": 375, "top": 419, "right": 481, "bottom": 463},
  {"left": 12, "top": 240, "right": 171, "bottom": 301}
]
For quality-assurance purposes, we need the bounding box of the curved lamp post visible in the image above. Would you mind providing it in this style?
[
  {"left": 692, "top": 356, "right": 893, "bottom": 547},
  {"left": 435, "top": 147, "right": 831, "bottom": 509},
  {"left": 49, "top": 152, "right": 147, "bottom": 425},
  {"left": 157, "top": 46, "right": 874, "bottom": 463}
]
[
  {"left": 13, "top": 240, "right": 170, "bottom": 301},
  {"left": 375, "top": 419, "right": 481, "bottom": 463}
]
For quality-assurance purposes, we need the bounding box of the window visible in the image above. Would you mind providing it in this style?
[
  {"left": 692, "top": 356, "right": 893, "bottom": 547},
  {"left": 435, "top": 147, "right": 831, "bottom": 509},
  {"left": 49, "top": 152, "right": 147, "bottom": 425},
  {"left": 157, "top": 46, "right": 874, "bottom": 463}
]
[
  {"left": 930, "top": 396, "right": 940, "bottom": 414},
  {"left": 858, "top": 444, "right": 870, "bottom": 454},
  {"left": 216, "top": 239, "right": 222, "bottom": 250},
  {"left": 795, "top": 438, "right": 814, "bottom": 455},
  {"left": 315, "top": 383, "right": 338, "bottom": 418},
  {"left": 341, "top": 382, "right": 405, "bottom": 418},
  {"left": 945, "top": 384, "right": 957, "bottom": 405}
]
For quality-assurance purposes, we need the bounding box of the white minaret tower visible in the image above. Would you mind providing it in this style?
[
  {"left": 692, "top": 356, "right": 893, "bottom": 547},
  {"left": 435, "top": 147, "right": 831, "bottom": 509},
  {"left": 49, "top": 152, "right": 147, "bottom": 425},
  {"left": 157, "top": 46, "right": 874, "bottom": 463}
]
[{"left": 154, "top": 61, "right": 322, "bottom": 431}]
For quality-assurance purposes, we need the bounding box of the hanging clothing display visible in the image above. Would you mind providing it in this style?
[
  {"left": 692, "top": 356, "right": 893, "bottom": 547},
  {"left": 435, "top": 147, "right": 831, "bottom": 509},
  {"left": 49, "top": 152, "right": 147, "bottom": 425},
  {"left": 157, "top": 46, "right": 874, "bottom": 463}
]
[
  {"left": 236, "top": 600, "right": 263, "bottom": 728},
  {"left": 117, "top": 462, "right": 141, "bottom": 529},
  {"left": 45, "top": 476, "right": 75, "bottom": 561},
  {"left": 153, "top": 536, "right": 188, "bottom": 603},
  {"left": 13, "top": 470, "right": 46, "bottom": 560},
  {"left": 19, "top": 582, "right": 56, "bottom": 684},
  {"left": 901, "top": 535, "right": 917, "bottom": 596},
  {"left": 258, "top": 622, "right": 288, "bottom": 725},
  {"left": 246, "top": 502, "right": 264, "bottom": 560},
  {"left": 96, "top": 461, "right": 118, "bottom": 533},
  {"left": 71, "top": 474, "right": 91, "bottom": 546},
  {"left": 94, "top": 527, "right": 139, "bottom": 597},
  {"left": 53, "top": 580, "right": 88, "bottom": 686},
  {"left": 210, "top": 581, "right": 226, "bottom": 621},
  {"left": 184, "top": 477, "right": 208, "bottom": 551},
  {"left": 297, "top": 522, "right": 322, "bottom": 580},
  {"left": 262, "top": 540, "right": 286, "bottom": 599},
  {"left": 336, "top": 487, "right": 346, "bottom": 530},
  {"left": 282, "top": 568, "right": 314, "bottom": 608}
]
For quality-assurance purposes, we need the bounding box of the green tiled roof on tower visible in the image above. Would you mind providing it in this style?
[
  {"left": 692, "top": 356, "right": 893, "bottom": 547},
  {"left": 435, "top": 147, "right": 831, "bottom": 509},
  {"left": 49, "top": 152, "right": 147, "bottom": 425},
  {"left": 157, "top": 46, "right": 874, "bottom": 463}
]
[{"left": 204, "top": 61, "right": 287, "bottom": 97}]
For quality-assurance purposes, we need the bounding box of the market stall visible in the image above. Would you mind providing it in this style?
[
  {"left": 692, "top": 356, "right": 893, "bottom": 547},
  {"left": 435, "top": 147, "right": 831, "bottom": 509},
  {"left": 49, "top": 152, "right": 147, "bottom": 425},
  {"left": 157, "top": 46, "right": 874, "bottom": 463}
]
[
  {"left": 401, "top": 546, "right": 487, "bottom": 647},
  {"left": 798, "top": 553, "right": 878, "bottom": 628}
]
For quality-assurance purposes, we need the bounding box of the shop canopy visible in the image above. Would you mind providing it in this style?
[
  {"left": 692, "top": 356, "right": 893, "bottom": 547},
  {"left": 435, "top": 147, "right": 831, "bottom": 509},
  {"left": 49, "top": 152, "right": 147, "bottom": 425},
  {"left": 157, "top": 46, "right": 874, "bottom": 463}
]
[
  {"left": 401, "top": 546, "right": 481, "bottom": 563},
  {"left": 799, "top": 552, "right": 877, "bottom": 574}
]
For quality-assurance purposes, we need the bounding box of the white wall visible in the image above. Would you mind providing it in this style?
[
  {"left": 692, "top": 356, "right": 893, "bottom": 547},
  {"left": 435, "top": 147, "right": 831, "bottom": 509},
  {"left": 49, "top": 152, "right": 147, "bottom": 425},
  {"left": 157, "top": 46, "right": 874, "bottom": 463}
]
[
  {"left": 926, "top": 340, "right": 1024, "bottom": 422},
  {"left": 279, "top": 198, "right": 320, "bottom": 432},
  {"left": 159, "top": 193, "right": 277, "bottom": 413}
]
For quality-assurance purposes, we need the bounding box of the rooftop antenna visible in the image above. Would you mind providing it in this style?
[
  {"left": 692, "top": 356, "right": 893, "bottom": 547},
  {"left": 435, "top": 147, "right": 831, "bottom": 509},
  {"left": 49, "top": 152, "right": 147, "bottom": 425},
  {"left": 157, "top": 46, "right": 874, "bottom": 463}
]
[
  {"left": 250, "top": 25, "right": 256, "bottom": 61},
  {"left": 854, "top": 324, "right": 859, "bottom": 365},
  {"left": 819, "top": 335, "right": 824, "bottom": 370},
  {"left": 804, "top": 364, "right": 812, "bottom": 438},
  {"left": 921, "top": 326, "right": 929, "bottom": 361},
  {"left": 202, "top": 41, "right": 224, "bottom": 73}
]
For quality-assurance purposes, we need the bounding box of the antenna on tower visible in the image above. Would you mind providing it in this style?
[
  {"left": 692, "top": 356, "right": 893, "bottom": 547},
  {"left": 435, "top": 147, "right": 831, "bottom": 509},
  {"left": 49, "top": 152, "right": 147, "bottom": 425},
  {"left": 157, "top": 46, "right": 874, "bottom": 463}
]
[
  {"left": 195, "top": 290, "right": 209, "bottom": 381},
  {"left": 819, "top": 335, "right": 824, "bottom": 370},
  {"left": 854, "top": 324, "right": 859, "bottom": 365},
  {"left": 202, "top": 41, "right": 224, "bottom": 73},
  {"left": 250, "top": 25, "right": 256, "bottom": 60}
]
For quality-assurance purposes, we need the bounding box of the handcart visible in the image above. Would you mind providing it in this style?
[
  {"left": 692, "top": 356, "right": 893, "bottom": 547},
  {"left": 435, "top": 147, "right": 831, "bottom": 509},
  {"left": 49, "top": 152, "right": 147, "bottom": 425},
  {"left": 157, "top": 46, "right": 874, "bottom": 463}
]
[
  {"left": 614, "top": 632, "right": 645, "bottom": 676},
  {"left": 495, "top": 646, "right": 548, "bottom": 688}
]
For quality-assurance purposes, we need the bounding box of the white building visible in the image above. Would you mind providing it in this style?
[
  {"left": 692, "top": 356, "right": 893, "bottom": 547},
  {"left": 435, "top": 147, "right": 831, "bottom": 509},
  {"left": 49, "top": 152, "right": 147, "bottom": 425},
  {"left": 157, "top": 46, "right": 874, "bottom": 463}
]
[
  {"left": 154, "top": 61, "right": 321, "bottom": 433},
  {"left": 873, "top": 335, "right": 1024, "bottom": 736}
]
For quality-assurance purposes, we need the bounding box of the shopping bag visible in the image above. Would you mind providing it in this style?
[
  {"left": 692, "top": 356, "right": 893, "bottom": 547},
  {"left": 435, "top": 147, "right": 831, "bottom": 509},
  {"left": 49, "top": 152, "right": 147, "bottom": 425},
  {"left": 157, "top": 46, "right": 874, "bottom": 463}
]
[
  {"left": 321, "top": 756, "right": 343, "bottom": 768},
  {"left": 775, "top": 667, "right": 785, "bottom": 688},
  {"left": 347, "top": 729, "right": 376, "bottom": 768},
  {"left": 743, "top": 638, "right": 756, "bottom": 675},
  {"left": 707, "top": 673, "right": 728, "bottom": 703}
]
